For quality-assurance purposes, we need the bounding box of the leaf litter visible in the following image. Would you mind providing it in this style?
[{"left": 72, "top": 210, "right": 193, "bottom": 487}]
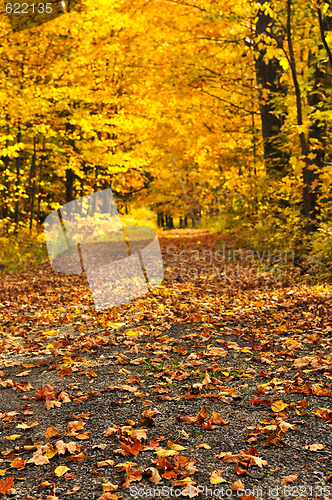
[{"left": 0, "top": 230, "right": 331, "bottom": 499}]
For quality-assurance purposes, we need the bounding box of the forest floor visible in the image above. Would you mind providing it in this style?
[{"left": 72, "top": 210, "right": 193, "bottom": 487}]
[{"left": 0, "top": 229, "right": 332, "bottom": 500}]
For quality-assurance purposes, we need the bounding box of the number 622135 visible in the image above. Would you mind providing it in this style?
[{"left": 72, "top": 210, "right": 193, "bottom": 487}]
[{"left": 5, "top": 3, "right": 53, "bottom": 14}]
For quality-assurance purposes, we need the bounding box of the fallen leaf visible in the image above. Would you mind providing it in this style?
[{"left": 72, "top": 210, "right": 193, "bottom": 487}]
[
  {"left": 68, "top": 452, "right": 86, "bottom": 462},
  {"left": 271, "top": 400, "right": 289, "bottom": 412},
  {"left": 97, "top": 460, "right": 114, "bottom": 467},
  {"left": 210, "top": 470, "right": 226, "bottom": 484},
  {"left": 0, "top": 476, "right": 14, "bottom": 495},
  {"left": 281, "top": 474, "right": 298, "bottom": 485},
  {"left": 102, "top": 483, "right": 118, "bottom": 493},
  {"left": 231, "top": 479, "right": 245, "bottom": 490},
  {"left": 46, "top": 427, "right": 59, "bottom": 438},
  {"left": 167, "top": 441, "right": 186, "bottom": 451},
  {"left": 305, "top": 443, "right": 325, "bottom": 451},
  {"left": 4, "top": 435, "right": 22, "bottom": 441},
  {"left": 156, "top": 449, "right": 178, "bottom": 458},
  {"left": 27, "top": 449, "right": 50, "bottom": 465},
  {"left": 10, "top": 458, "right": 26, "bottom": 469},
  {"left": 65, "top": 485, "right": 81, "bottom": 495},
  {"left": 54, "top": 465, "right": 70, "bottom": 477}
]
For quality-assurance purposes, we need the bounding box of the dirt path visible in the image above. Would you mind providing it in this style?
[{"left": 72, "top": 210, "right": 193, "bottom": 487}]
[{"left": 0, "top": 230, "right": 332, "bottom": 499}]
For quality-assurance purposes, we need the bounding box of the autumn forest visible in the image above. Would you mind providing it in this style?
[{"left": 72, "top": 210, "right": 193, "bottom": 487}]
[
  {"left": 1, "top": 1, "right": 332, "bottom": 499},
  {"left": 0, "top": 0, "right": 331, "bottom": 247}
]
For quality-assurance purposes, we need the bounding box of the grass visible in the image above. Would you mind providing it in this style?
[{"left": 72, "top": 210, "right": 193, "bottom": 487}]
[
  {"left": 0, "top": 226, "right": 48, "bottom": 274},
  {"left": 139, "top": 356, "right": 182, "bottom": 374}
]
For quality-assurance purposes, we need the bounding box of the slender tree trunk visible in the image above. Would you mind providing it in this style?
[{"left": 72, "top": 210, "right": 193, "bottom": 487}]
[
  {"left": 14, "top": 128, "right": 21, "bottom": 234},
  {"left": 286, "top": 0, "right": 319, "bottom": 232},
  {"left": 254, "top": 0, "right": 290, "bottom": 176},
  {"left": 0, "top": 127, "right": 10, "bottom": 228},
  {"left": 65, "top": 168, "right": 75, "bottom": 203},
  {"left": 29, "top": 137, "right": 37, "bottom": 230},
  {"left": 317, "top": 0, "right": 332, "bottom": 67}
]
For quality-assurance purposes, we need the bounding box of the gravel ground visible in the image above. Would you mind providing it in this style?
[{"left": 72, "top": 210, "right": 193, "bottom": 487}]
[{"left": 0, "top": 230, "right": 331, "bottom": 500}]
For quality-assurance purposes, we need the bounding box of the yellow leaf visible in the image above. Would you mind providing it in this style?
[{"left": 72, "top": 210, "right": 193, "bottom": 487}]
[
  {"left": 102, "top": 482, "right": 118, "bottom": 492},
  {"left": 5, "top": 435, "right": 22, "bottom": 441},
  {"left": 40, "top": 481, "right": 53, "bottom": 488},
  {"left": 54, "top": 465, "right": 70, "bottom": 477},
  {"left": 42, "top": 330, "right": 56, "bottom": 336},
  {"left": 271, "top": 400, "right": 289, "bottom": 412},
  {"left": 210, "top": 470, "right": 226, "bottom": 484},
  {"left": 118, "top": 368, "right": 131, "bottom": 375},
  {"left": 156, "top": 449, "right": 178, "bottom": 457},
  {"left": 97, "top": 460, "right": 114, "bottom": 467},
  {"left": 16, "top": 422, "right": 38, "bottom": 429},
  {"left": 45, "top": 448, "right": 58, "bottom": 459},
  {"left": 167, "top": 441, "right": 186, "bottom": 451}
]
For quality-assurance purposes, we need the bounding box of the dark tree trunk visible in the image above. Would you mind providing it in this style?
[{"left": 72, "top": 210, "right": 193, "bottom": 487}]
[
  {"left": 14, "top": 129, "right": 21, "bottom": 234},
  {"left": 254, "top": 0, "right": 290, "bottom": 176},
  {"left": 65, "top": 168, "right": 75, "bottom": 203},
  {"left": 158, "top": 213, "right": 165, "bottom": 228},
  {"left": 166, "top": 215, "right": 174, "bottom": 229},
  {"left": 29, "top": 137, "right": 37, "bottom": 230}
]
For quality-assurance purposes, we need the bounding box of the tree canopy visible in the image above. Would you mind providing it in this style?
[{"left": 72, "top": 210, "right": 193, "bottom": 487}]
[{"left": 0, "top": 0, "right": 331, "bottom": 238}]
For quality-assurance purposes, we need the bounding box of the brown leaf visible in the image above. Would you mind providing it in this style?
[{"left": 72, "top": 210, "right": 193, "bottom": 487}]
[
  {"left": 5, "top": 434, "right": 21, "bottom": 441},
  {"left": 231, "top": 479, "right": 245, "bottom": 490},
  {"left": 46, "top": 427, "right": 59, "bottom": 439},
  {"left": 97, "top": 494, "right": 119, "bottom": 500},
  {"left": 143, "top": 467, "right": 162, "bottom": 483},
  {"left": 281, "top": 474, "right": 298, "bottom": 485},
  {"left": 10, "top": 457, "right": 26, "bottom": 469},
  {"left": 67, "top": 420, "right": 84, "bottom": 432},
  {"left": 55, "top": 440, "right": 67, "bottom": 455},
  {"left": 119, "top": 438, "right": 143, "bottom": 456},
  {"left": 102, "top": 483, "right": 118, "bottom": 492},
  {"left": 235, "top": 465, "right": 249, "bottom": 475},
  {"left": 65, "top": 486, "right": 81, "bottom": 495},
  {"left": 68, "top": 452, "right": 86, "bottom": 462},
  {"left": 97, "top": 460, "right": 114, "bottom": 468},
  {"left": 209, "top": 411, "right": 228, "bottom": 425},
  {"left": 27, "top": 448, "right": 50, "bottom": 465},
  {"left": 0, "top": 476, "right": 14, "bottom": 495},
  {"left": 196, "top": 405, "right": 208, "bottom": 422},
  {"left": 305, "top": 443, "right": 325, "bottom": 451},
  {"left": 131, "top": 429, "right": 147, "bottom": 441},
  {"left": 176, "top": 415, "right": 196, "bottom": 424},
  {"left": 76, "top": 432, "right": 90, "bottom": 440},
  {"left": 313, "top": 408, "right": 332, "bottom": 422},
  {"left": 140, "top": 409, "right": 159, "bottom": 427},
  {"left": 102, "top": 426, "right": 118, "bottom": 437}
]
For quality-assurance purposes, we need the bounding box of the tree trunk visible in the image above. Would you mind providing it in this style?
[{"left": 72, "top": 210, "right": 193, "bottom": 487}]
[
  {"left": 286, "top": 0, "right": 319, "bottom": 232},
  {"left": 254, "top": 0, "right": 290, "bottom": 176},
  {"left": 29, "top": 137, "right": 37, "bottom": 230},
  {"left": 65, "top": 168, "right": 75, "bottom": 203},
  {"left": 14, "top": 129, "right": 21, "bottom": 234}
]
